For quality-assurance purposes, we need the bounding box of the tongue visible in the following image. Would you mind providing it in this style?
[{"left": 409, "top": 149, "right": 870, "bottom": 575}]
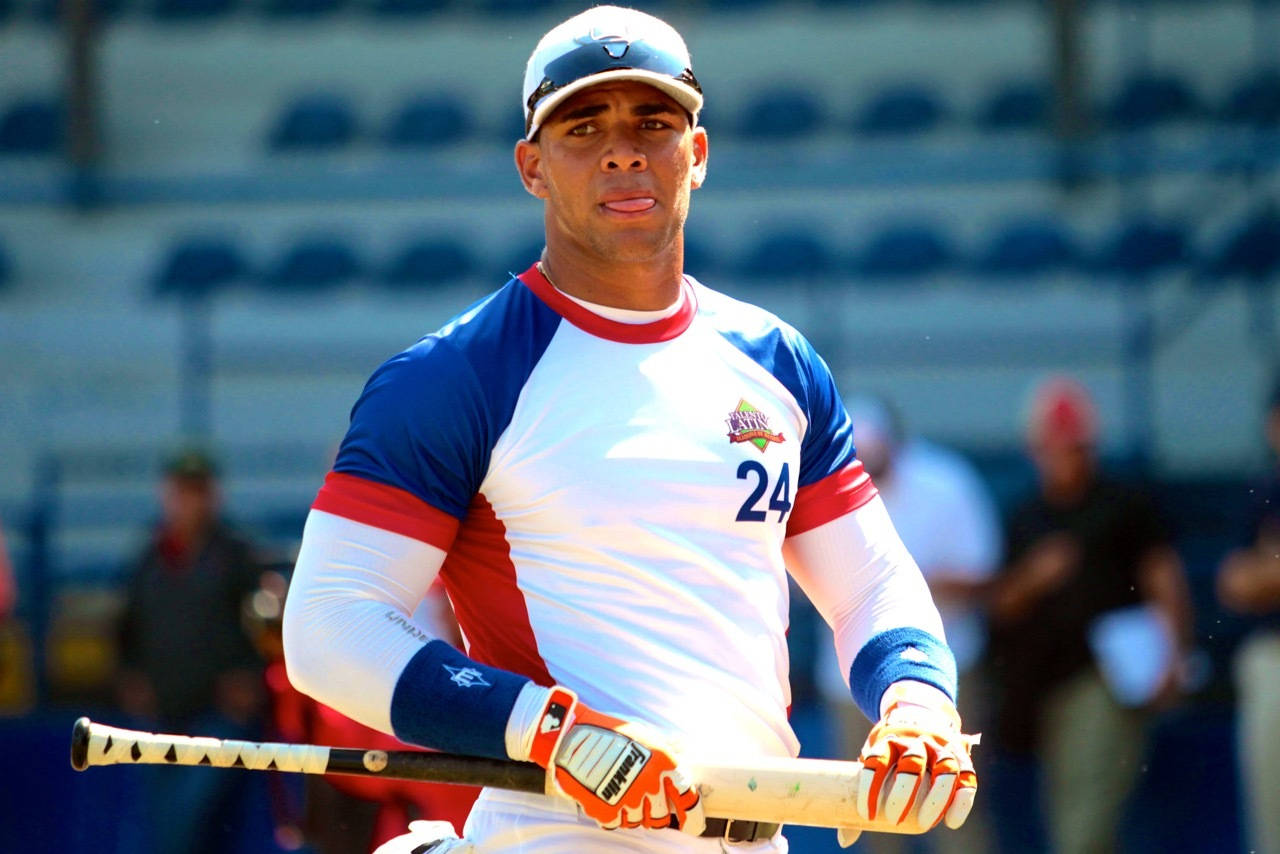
[{"left": 604, "top": 198, "right": 655, "bottom": 213}]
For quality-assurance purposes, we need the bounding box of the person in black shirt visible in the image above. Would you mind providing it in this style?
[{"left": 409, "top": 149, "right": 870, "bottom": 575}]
[
  {"left": 117, "top": 449, "right": 268, "bottom": 854},
  {"left": 987, "top": 377, "right": 1191, "bottom": 854}
]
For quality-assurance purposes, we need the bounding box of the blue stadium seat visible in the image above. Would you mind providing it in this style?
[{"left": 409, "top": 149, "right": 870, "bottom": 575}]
[
  {"left": 478, "top": 0, "right": 554, "bottom": 12},
  {"left": 856, "top": 223, "right": 953, "bottom": 278},
  {"left": 35, "top": 0, "right": 128, "bottom": 23},
  {"left": 854, "top": 85, "right": 947, "bottom": 135},
  {"left": 494, "top": 237, "right": 545, "bottom": 280},
  {"left": 367, "top": 0, "right": 448, "bottom": 16},
  {"left": 682, "top": 236, "right": 718, "bottom": 280},
  {"left": 737, "top": 87, "right": 827, "bottom": 140},
  {"left": 385, "top": 94, "right": 472, "bottom": 148},
  {"left": 1106, "top": 72, "right": 1200, "bottom": 130},
  {"left": 0, "top": 241, "right": 11, "bottom": 291},
  {"left": 1209, "top": 210, "right": 1280, "bottom": 280},
  {"left": 1095, "top": 218, "right": 1190, "bottom": 277},
  {"left": 150, "top": 0, "right": 234, "bottom": 20},
  {"left": 739, "top": 230, "right": 834, "bottom": 279},
  {"left": 268, "top": 93, "right": 358, "bottom": 152},
  {"left": 974, "top": 219, "right": 1076, "bottom": 277},
  {"left": 260, "top": 0, "right": 345, "bottom": 17},
  {"left": 1221, "top": 69, "right": 1280, "bottom": 127},
  {"left": 154, "top": 237, "right": 248, "bottom": 296},
  {"left": 265, "top": 236, "right": 361, "bottom": 289},
  {"left": 0, "top": 98, "right": 62, "bottom": 155},
  {"left": 977, "top": 81, "right": 1050, "bottom": 131},
  {"left": 384, "top": 237, "right": 474, "bottom": 285}
]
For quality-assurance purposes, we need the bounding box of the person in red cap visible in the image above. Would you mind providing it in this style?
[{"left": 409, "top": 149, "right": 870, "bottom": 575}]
[{"left": 986, "top": 377, "right": 1192, "bottom": 854}]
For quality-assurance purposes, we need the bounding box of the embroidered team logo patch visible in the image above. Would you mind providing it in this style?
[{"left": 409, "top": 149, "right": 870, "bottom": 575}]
[
  {"left": 443, "top": 664, "right": 490, "bottom": 688},
  {"left": 725, "top": 399, "right": 785, "bottom": 453}
]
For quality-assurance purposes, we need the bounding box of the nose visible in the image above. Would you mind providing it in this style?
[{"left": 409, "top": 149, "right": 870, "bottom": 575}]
[{"left": 600, "top": 127, "right": 647, "bottom": 173}]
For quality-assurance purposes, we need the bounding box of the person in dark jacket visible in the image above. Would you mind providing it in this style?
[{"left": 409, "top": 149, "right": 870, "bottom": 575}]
[{"left": 117, "top": 449, "right": 268, "bottom": 854}]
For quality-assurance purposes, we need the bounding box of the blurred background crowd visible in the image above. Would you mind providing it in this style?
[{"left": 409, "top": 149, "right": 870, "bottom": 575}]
[{"left": 1, "top": 0, "right": 1278, "bottom": 851}]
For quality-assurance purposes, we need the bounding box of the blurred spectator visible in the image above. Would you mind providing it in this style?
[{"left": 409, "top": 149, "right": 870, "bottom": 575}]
[
  {"left": 0, "top": 519, "right": 15, "bottom": 693},
  {"left": 987, "top": 377, "right": 1192, "bottom": 854},
  {"left": 251, "top": 572, "right": 480, "bottom": 854},
  {"left": 1216, "top": 375, "right": 1280, "bottom": 854},
  {"left": 817, "top": 393, "right": 1002, "bottom": 854},
  {"left": 0, "top": 520, "right": 13, "bottom": 620},
  {"left": 116, "top": 449, "right": 270, "bottom": 854}
]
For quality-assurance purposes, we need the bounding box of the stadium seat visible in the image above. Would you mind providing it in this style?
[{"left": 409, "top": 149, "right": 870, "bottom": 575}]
[
  {"left": 1106, "top": 72, "right": 1200, "bottom": 130},
  {"left": 739, "top": 229, "right": 834, "bottom": 279},
  {"left": 494, "top": 236, "right": 545, "bottom": 280},
  {"left": 265, "top": 236, "right": 362, "bottom": 290},
  {"left": 384, "top": 94, "right": 472, "bottom": 148},
  {"left": 682, "top": 236, "right": 719, "bottom": 280},
  {"left": 854, "top": 85, "right": 947, "bottom": 135},
  {"left": 1220, "top": 69, "right": 1280, "bottom": 127},
  {"left": 153, "top": 237, "right": 248, "bottom": 297},
  {"left": 367, "top": 0, "right": 448, "bottom": 16},
  {"left": 856, "top": 223, "right": 953, "bottom": 278},
  {"left": 974, "top": 219, "right": 1076, "bottom": 277},
  {"left": 383, "top": 237, "right": 475, "bottom": 285},
  {"left": 977, "top": 81, "right": 1050, "bottom": 131},
  {"left": 1208, "top": 209, "right": 1280, "bottom": 280},
  {"left": 478, "top": 0, "right": 554, "bottom": 13},
  {"left": 150, "top": 0, "right": 234, "bottom": 20},
  {"left": 268, "top": 93, "right": 358, "bottom": 152},
  {"left": 1094, "top": 218, "right": 1190, "bottom": 277},
  {"left": 0, "top": 98, "right": 62, "bottom": 155},
  {"left": 0, "top": 241, "right": 11, "bottom": 291},
  {"left": 260, "top": 0, "right": 345, "bottom": 17},
  {"left": 737, "top": 87, "right": 827, "bottom": 140},
  {"left": 35, "top": 0, "right": 129, "bottom": 23}
]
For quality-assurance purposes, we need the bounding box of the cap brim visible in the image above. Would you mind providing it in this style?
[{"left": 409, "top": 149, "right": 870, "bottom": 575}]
[{"left": 526, "top": 68, "right": 703, "bottom": 140}]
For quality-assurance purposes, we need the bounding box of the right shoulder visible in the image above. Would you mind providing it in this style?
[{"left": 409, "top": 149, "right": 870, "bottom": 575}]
[{"left": 367, "top": 276, "right": 563, "bottom": 394}]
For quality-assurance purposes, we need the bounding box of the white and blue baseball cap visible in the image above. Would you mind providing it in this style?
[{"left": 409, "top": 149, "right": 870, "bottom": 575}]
[{"left": 522, "top": 5, "right": 703, "bottom": 140}]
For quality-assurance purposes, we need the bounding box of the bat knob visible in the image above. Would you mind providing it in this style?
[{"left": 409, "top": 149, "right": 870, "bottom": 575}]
[{"left": 70, "top": 717, "right": 92, "bottom": 771}]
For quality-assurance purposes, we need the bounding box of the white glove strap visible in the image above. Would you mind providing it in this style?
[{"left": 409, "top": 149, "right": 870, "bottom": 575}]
[{"left": 505, "top": 682, "right": 553, "bottom": 762}]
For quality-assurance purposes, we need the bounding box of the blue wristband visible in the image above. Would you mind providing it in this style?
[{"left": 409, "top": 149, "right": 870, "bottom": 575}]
[
  {"left": 848, "top": 628, "right": 957, "bottom": 721},
  {"left": 389, "top": 639, "right": 531, "bottom": 759}
]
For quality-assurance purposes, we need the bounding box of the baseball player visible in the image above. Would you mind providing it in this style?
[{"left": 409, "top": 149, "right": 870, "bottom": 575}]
[{"left": 282, "top": 6, "right": 977, "bottom": 852}]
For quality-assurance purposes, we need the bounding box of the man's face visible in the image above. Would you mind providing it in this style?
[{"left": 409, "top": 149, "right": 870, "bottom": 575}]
[
  {"left": 515, "top": 80, "right": 708, "bottom": 265},
  {"left": 1032, "top": 440, "right": 1096, "bottom": 496},
  {"left": 161, "top": 476, "right": 219, "bottom": 531}
]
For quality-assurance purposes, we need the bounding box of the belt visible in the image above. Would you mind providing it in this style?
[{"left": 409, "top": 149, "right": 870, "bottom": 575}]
[{"left": 699, "top": 818, "right": 781, "bottom": 843}]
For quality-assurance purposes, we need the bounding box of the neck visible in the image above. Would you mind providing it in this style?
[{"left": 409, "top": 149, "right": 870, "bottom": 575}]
[{"left": 539, "top": 240, "right": 684, "bottom": 311}]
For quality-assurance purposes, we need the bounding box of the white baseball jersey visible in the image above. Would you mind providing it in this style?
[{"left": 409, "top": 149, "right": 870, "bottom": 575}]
[{"left": 284, "top": 264, "right": 953, "bottom": 848}]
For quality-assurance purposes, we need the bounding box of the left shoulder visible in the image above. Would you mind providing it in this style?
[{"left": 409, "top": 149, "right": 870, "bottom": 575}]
[{"left": 690, "top": 277, "right": 820, "bottom": 367}]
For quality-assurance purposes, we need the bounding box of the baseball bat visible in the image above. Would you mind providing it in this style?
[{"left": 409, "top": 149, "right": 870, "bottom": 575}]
[{"left": 69, "top": 717, "right": 925, "bottom": 833}]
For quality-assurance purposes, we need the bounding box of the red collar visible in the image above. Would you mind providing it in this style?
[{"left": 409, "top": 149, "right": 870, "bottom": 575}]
[{"left": 517, "top": 263, "right": 696, "bottom": 344}]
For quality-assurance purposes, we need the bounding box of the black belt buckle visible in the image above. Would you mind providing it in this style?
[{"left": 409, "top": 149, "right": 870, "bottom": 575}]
[{"left": 700, "top": 818, "right": 780, "bottom": 843}]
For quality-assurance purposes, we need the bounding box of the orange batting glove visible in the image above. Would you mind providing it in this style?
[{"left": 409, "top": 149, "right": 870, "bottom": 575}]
[
  {"left": 840, "top": 683, "right": 978, "bottom": 847},
  {"left": 526, "top": 687, "right": 705, "bottom": 834}
]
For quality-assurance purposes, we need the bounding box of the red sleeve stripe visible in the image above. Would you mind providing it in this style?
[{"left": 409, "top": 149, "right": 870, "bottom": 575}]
[
  {"left": 311, "top": 471, "right": 460, "bottom": 551},
  {"left": 786, "top": 461, "right": 879, "bottom": 537}
]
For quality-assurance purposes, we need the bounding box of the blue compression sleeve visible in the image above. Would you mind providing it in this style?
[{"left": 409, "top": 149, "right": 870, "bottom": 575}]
[
  {"left": 849, "top": 627, "right": 957, "bottom": 721},
  {"left": 389, "top": 639, "right": 531, "bottom": 759}
]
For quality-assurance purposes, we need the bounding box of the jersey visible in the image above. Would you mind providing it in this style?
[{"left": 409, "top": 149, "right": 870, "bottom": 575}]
[{"left": 310, "top": 264, "right": 878, "bottom": 762}]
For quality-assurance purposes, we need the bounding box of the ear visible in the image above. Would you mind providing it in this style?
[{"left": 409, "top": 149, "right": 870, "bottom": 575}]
[
  {"left": 689, "top": 125, "right": 709, "bottom": 190},
  {"left": 514, "top": 139, "right": 548, "bottom": 199}
]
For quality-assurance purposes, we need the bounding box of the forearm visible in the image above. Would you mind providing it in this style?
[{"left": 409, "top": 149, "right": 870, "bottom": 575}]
[
  {"left": 1139, "top": 546, "right": 1193, "bottom": 649},
  {"left": 784, "top": 496, "right": 956, "bottom": 720},
  {"left": 283, "top": 509, "right": 529, "bottom": 758}
]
